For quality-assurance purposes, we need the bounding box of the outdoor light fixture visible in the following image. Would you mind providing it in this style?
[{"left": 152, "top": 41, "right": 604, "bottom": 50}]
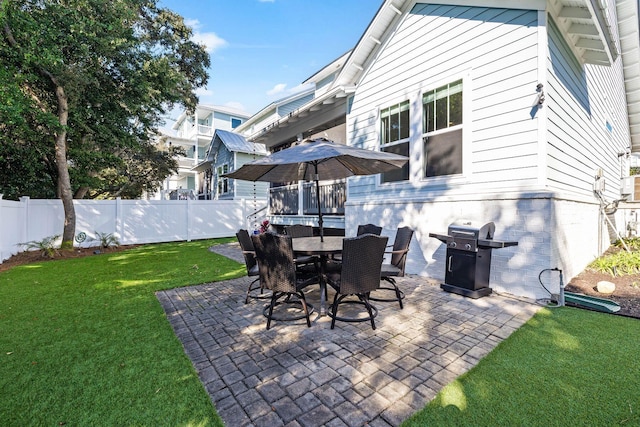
[{"left": 536, "top": 83, "right": 545, "bottom": 106}]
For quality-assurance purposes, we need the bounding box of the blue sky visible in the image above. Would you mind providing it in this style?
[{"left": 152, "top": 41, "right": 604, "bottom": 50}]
[{"left": 158, "top": 0, "right": 382, "bottom": 117}]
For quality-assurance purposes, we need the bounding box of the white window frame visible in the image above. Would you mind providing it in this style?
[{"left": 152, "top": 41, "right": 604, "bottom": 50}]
[
  {"left": 216, "top": 164, "right": 229, "bottom": 196},
  {"left": 378, "top": 99, "right": 411, "bottom": 184},
  {"left": 230, "top": 116, "right": 243, "bottom": 129},
  {"left": 418, "top": 73, "right": 471, "bottom": 185}
]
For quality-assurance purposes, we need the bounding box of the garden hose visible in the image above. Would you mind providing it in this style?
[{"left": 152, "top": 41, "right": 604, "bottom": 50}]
[{"left": 537, "top": 268, "right": 564, "bottom": 307}]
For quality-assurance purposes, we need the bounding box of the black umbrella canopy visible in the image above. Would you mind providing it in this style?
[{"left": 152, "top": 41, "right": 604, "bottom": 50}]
[
  {"left": 224, "top": 138, "right": 408, "bottom": 182},
  {"left": 224, "top": 138, "right": 409, "bottom": 240}
]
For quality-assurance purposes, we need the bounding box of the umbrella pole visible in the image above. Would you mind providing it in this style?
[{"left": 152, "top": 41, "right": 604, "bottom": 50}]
[{"left": 313, "top": 163, "right": 324, "bottom": 242}]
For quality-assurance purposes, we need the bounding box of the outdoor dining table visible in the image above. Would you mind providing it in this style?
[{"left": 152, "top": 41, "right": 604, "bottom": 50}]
[{"left": 292, "top": 235, "right": 344, "bottom": 316}]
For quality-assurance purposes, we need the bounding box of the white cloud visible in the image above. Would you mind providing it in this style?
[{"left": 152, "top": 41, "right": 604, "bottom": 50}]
[
  {"left": 184, "top": 19, "right": 228, "bottom": 53},
  {"left": 267, "top": 83, "right": 287, "bottom": 96},
  {"left": 195, "top": 87, "right": 214, "bottom": 98}
]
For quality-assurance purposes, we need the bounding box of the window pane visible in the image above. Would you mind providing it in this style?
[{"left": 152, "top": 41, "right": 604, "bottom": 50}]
[
  {"left": 449, "top": 90, "right": 463, "bottom": 126},
  {"left": 381, "top": 115, "right": 390, "bottom": 144},
  {"left": 390, "top": 108, "right": 400, "bottom": 142},
  {"left": 424, "top": 100, "right": 435, "bottom": 133},
  {"left": 400, "top": 104, "right": 409, "bottom": 140},
  {"left": 382, "top": 142, "right": 409, "bottom": 182},
  {"left": 424, "top": 129, "right": 463, "bottom": 177},
  {"left": 435, "top": 91, "right": 448, "bottom": 130}
]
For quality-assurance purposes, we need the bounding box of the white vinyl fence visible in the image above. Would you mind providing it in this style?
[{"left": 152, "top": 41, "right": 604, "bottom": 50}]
[{"left": 0, "top": 196, "right": 267, "bottom": 263}]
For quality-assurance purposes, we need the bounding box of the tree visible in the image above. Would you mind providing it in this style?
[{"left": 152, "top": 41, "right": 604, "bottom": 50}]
[{"left": 0, "top": 0, "right": 209, "bottom": 248}]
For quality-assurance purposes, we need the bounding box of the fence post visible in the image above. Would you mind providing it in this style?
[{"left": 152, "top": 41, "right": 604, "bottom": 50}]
[
  {"left": 115, "top": 197, "right": 122, "bottom": 242},
  {"left": 186, "top": 198, "right": 192, "bottom": 242},
  {"left": 19, "top": 196, "right": 30, "bottom": 244}
]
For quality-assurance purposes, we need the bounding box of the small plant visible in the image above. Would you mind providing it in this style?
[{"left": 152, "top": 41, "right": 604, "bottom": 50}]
[
  {"left": 614, "top": 237, "right": 640, "bottom": 251},
  {"left": 91, "top": 231, "right": 120, "bottom": 249},
  {"left": 589, "top": 250, "right": 640, "bottom": 276},
  {"left": 18, "top": 234, "right": 61, "bottom": 259}
]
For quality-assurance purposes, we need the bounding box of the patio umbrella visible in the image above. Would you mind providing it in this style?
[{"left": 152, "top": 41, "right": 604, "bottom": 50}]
[{"left": 224, "top": 138, "right": 409, "bottom": 241}]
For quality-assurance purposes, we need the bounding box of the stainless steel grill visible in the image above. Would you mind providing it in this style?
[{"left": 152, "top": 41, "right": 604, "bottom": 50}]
[{"left": 429, "top": 220, "right": 517, "bottom": 298}]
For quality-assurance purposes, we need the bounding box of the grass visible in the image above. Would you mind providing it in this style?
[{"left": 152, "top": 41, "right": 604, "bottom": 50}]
[
  {"left": 402, "top": 307, "right": 640, "bottom": 426},
  {"left": 0, "top": 238, "right": 245, "bottom": 426}
]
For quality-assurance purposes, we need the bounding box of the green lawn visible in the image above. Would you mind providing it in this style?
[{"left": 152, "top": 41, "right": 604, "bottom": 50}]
[
  {"left": 2, "top": 239, "right": 640, "bottom": 426},
  {"left": 0, "top": 238, "right": 244, "bottom": 426}
]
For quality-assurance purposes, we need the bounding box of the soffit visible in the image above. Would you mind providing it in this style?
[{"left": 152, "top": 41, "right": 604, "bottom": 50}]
[
  {"left": 552, "top": 0, "right": 619, "bottom": 65},
  {"left": 616, "top": 0, "right": 640, "bottom": 152}
]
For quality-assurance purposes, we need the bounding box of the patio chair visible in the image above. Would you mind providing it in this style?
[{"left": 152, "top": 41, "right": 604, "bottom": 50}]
[
  {"left": 285, "top": 224, "right": 314, "bottom": 238},
  {"left": 251, "top": 233, "right": 316, "bottom": 330},
  {"left": 357, "top": 223, "right": 383, "bottom": 236},
  {"left": 370, "top": 226, "right": 414, "bottom": 309},
  {"left": 326, "top": 234, "right": 388, "bottom": 330},
  {"left": 332, "top": 224, "right": 383, "bottom": 263},
  {"left": 284, "top": 224, "right": 319, "bottom": 273},
  {"left": 236, "top": 229, "right": 270, "bottom": 304}
]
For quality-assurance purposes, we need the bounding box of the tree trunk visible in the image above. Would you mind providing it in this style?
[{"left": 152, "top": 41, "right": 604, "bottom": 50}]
[
  {"left": 53, "top": 84, "right": 76, "bottom": 249},
  {"left": 3, "top": 18, "right": 76, "bottom": 248}
]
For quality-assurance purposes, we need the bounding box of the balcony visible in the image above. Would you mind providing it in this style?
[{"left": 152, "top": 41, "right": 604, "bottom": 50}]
[{"left": 176, "top": 124, "right": 214, "bottom": 139}]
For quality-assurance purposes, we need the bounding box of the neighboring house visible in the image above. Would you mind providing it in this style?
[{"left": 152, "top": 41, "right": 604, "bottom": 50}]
[
  {"left": 238, "top": 0, "right": 640, "bottom": 300},
  {"left": 193, "top": 129, "right": 269, "bottom": 200},
  {"left": 154, "top": 105, "right": 251, "bottom": 199}
]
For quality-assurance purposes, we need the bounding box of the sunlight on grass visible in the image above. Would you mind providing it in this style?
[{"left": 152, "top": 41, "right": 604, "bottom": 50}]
[
  {"left": 439, "top": 381, "right": 467, "bottom": 411},
  {"left": 116, "top": 278, "right": 164, "bottom": 288},
  {"left": 551, "top": 328, "right": 581, "bottom": 350}
]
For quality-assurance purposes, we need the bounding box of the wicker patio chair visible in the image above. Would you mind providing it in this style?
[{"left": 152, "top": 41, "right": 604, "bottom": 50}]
[
  {"left": 285, "top": 224, "right": 314, "bottom": 238},
  {"left": 284, "top": 224, "right": 319, "bottom": 273},
  {"left": 370, "top": 226, "right": 414, "bottom": 309},
  {"left": 326, "top": 234, "right": 388, "bottom": 330},
  {"left": 357, "top": 223, "right": 383, "bottom": 236},
  {"left": 236, "top": 229, "right": 271, "bottom": 304},
  {"left": 331, "top": 224, "right": 383, "bottom": 263},
  {"left": 251, "top": 233, "right": 316, "bottom": 330}
]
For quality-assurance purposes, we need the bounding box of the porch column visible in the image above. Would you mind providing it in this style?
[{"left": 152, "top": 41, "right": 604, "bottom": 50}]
[{"left": 298, "top": 181, "right": 304, "bottom": 216}]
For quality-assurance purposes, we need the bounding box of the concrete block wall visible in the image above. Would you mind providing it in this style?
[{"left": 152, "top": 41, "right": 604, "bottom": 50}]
[{"left": 346, "top": 192, "right": 604, "bottom": 301}]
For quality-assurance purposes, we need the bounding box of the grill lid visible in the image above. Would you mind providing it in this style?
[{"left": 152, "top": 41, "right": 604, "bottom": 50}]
[{"left": 448, "top": 220, "right": 495, "bottom": 240}]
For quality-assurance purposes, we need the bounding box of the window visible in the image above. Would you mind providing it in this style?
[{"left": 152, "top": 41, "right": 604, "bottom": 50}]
[
  {"left": 217, "top": 164, "right": 229, "bottom": 195},
  {"left": 380, "top": 100, "right": 410, "bottom": 183},
  {"left": 422, "top": 79, "right": 463, "bottom": 178},
  {"left": 231, "top": 117, "right": 243, "bottom": 129}
]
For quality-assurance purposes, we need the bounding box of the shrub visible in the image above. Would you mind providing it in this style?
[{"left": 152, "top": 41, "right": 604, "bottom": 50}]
[
  {"left": 92, "top": 231, "right": 120, "bottom": 249},
  {"left": 18, "top": 235, "right": 61, "bottom": 258}
]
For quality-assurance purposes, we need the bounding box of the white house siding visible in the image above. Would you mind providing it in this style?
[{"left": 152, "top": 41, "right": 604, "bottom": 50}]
[
  {"left": 546, "top": 17, "right": 630, "bottom": 200},
  {"left": 542, "top": 12, "right": 630, "bottom": 285}
]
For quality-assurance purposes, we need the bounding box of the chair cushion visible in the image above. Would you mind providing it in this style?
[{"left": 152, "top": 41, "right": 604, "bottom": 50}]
[
  {"left": 380, "top": 263, "right": 401, "bottom": 277},
  {"left": 248, "top": 264, "right": 259, "bottom": 276},
  {"left": 295, "top": 255, "right": 317, "bottom": 265}
]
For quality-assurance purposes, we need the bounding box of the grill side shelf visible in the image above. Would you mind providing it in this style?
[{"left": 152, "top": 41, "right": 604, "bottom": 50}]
[
  {"left": 477, "top": 239, "right": 518, "bottom": 249},
  {"left": 428, "top": 232, "right": 451, "bottom": 243}
]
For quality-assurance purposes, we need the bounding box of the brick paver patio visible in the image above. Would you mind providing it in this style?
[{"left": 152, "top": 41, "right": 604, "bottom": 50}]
[{"left": 156, "top": 243, "right": 541, "bottom": 426}]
